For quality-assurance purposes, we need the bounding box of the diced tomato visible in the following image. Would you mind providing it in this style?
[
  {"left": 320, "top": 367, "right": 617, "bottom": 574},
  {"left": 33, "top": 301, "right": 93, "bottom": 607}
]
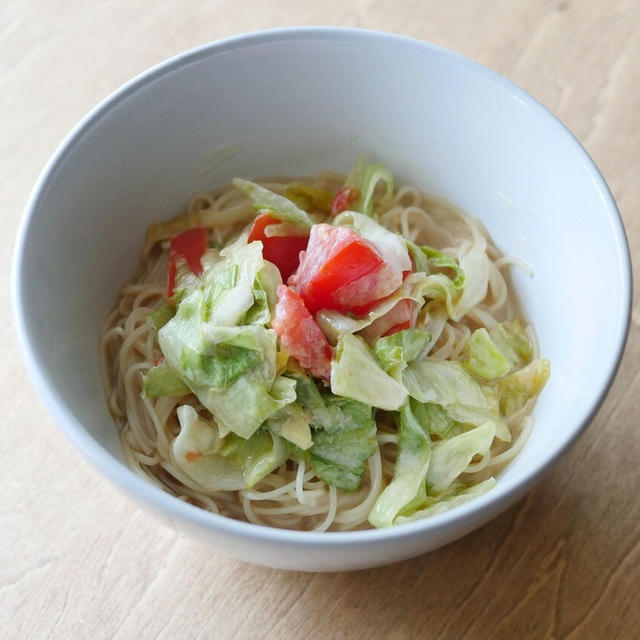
[
  {"left": 272, "top": 285, "right": 333, "bottom": 380},
  {"left": 248, "top": 213, "right": 309, "bottom": 281},
  {"left": 330, "top": 186, "right": 360, "bottom": 216},
  {"left": 289, "top": 224, "right": 386, "bottom": 314},
  {"left": 167, "top": 226, "right": 209, "bottom": 297}
]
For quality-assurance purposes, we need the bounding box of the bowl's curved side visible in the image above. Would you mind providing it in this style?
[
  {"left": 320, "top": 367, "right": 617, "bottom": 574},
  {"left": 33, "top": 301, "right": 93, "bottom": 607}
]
[{"left": 12, "top": 27, "right": 632, "bottom": 571}]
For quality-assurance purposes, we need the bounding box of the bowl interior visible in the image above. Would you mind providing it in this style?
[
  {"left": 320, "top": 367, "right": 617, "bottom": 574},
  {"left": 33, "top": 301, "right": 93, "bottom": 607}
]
[{"left": 15, "top": 30, "right": 629, "bottom": 530}]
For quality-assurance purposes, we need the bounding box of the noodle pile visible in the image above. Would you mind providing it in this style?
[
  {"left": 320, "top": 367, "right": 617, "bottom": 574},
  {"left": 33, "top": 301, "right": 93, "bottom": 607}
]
[{"left": 99, "top": 170, "right": 539, "bottom": 531}]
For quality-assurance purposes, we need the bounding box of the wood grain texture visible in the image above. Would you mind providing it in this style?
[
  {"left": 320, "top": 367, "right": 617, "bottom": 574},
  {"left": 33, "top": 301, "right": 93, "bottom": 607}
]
[{"left": 2, "top": 1, "right": 638, "bottom": 638}]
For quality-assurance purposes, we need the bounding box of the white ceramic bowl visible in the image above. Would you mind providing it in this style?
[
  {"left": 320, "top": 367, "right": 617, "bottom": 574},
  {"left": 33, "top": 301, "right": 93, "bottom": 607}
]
[{"left": 13, "top": 27, "right": 631, "bottom": 571}]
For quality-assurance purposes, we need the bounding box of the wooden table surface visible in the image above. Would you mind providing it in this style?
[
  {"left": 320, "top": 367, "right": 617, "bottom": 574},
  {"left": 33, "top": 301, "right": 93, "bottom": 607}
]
[{"left": 3, "top": 2, "right": 639, "bottom": 638}]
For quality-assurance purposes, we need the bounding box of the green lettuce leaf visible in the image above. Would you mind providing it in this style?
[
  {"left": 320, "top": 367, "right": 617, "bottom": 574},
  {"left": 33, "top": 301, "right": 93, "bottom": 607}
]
[
  {"left": 204, "top": 239, "right": 265, "bottom": 327},
  {"left": 159, "top": 286, "right": 294, "bottom": 438},
  {"left": 142, "top": 363, "right": 191, "bottom": 398},
  {"left": 147, "top": 305, "right": 175, "bottom": 332},
  {"left": 243, "top": 262, "right": 282, "bottom": 326},
  {"left": 373, "top": 328, "right": 431, "bottom": 380},
  {"left": 452, "top": 248, "right": 491, "bottom": 321},
  {"left": 426, "top": 420, "right": 496, "bottom": 493},
  {"left": 403, "top": 359, "right": 510, "bottom": 441},
  {"left": 232, "top": 178, "right": 313, "bottom": 227},
  {"left": 497, "top": 358, "right": 550, "bottom": 415},
  {"left": 463, "top": 328, "right": 512, "bottom": 381},
  {"left": 369, "top": 400, "right": 432, "bottom": 527},
  {"left": 173, "top": 405, "right": 286, "bottom": 490},
  {"left": 306, "top": 395, "right": 377, "bottom": 491},
  {"left": 331, "top": 334, "right": 407, "bottom": 411},
  {"left": 345, "top": 157, "right": 394, "bottom": 217},
  {"left": 206, "top": 372, "right": 297, "bottom": 439},
  {"left": 395, "top": 478, "right": 497, "bottom": 523},
  {"left": 266, "top": 403, "right": 313, "bottom": 451},
  {"left": 463, "top": 320, "right": 536, "bottom": 382},
  {"left": 489, "top": 319, "right": 533, "bottom": 367},
  {"left": 414, "top": 401, "right": 455, "bottom": 439},
  {"left": 289, "top": 373, "right": 377, "bottom": 490},
  {"left": 407, "top": 241, "right": 465, "bottom": 289}
]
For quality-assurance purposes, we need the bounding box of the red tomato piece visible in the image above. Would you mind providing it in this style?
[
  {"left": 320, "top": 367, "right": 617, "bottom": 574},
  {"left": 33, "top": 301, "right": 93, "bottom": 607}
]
[
  {"left": 248, "top": 213, "right": 309, "bottom": 281},
  {"left": 330, "top": 186, "right": 360, "bottom": 216},
  {"left": 272, "top": 285, "right": 332, "bottom": 380},
  {"left": 167, "top": 226, "right": 209, "bottom": 297},
  {"left": 290, "top": 224, "right": 385, "bottom": 314}
]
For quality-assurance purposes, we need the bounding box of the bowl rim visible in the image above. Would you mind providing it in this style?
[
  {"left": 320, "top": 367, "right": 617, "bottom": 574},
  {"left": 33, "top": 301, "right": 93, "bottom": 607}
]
[{"left": 12, "top": 26, "right": 633, "bottom": 547}]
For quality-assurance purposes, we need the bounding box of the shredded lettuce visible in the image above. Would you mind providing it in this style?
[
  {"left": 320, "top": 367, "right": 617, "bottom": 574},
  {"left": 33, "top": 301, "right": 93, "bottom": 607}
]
[
  {"left": 463, "top": 328, "right": 512, "bottom": 381},
  {"left": 395, "top": 478, "right": 497, "bottom": 523},
  {"left": 414, "top": 402, "right": 455, "bottom": 439},
  {"left": 288, "top": 373, "right": 377, "bottom": 490},
  {"left": 373, "top": 328, "right": 431, "bottom": 380},
  {"left": 173, "top": 405, "right": 286, "bottom": 490},
  {"left": 403, "top": 359, "right": 510, "bottom": 441},
  {"left": 345, "top": 157, "right": 394, "bottom": 217},
  {"left": 204, "top": 372, "right": 297, "bottom": 440},
  {"left": 331, "top": 334, "right": 407, "bottom": 411},
  {"left": 232, "top": 178, "right": 313, "bottom": 227},
  {"left": 158, "top": 273, "right": 295, "bottom": 438},
  {"left": 147, "top": 305, "right": 175, "bottom": 332},
  {"left": 489, "top": 319, "right": 533, "bottom": 367},
  {"left": 426, "top": 420, "right": 495, "bottom": 493},
  {"left": 452, "top": 248, "right": 491, "bottom": 321},
  {"left": 284, "top": 183, "right": 333, "bottom": 214},
  {"left": 142, "top": 363, "right": 191, "bottom": 398},
  {"left": 243, "top": 263, "right": 281, "bottom": 326},
  {"left": 369, "top": 400, "right": 432, "bottom": 527},
  {"left": 497, "top": 358, "right": 550, "bottom": 415},
  {"left": 369, "top": 406, "right": 496, "bottom": 527},
  {"left": 267, "top": 403, "right": 313, "bottom": 451},
  {"left": 203, "top": 240, "right": 265, "bottom": 326},
  {"left": 463, "top": 320, "right": 536, "bottom": 382},
  {"left": 407, "top": 241, "right": 465, "bottom": 289},
  {"left": 422, "top": 273, "right": 459, "bottom": 319},
  {"left": 307, "top": 395, "right": 377, "bottom": 491}
]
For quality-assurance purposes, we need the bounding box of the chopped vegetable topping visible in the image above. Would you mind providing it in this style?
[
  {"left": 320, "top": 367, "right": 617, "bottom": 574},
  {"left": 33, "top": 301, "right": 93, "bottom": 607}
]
[{"left": 130, "top": 158, "right": 550, "bottom": 527}]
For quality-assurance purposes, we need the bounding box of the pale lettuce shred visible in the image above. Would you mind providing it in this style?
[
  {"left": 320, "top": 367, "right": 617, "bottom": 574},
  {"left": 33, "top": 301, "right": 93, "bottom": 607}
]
[
  {"left": 369, "top": 400, "right": 432, "bottom": 527},
  {"left": 345, "top": 157, "right": 394, "bottom": 216},
  {"left": 373, "top": 329, "right": 431, "bottom": 381},
  {"left": 331, "top": 334, "right": 407, "bottom": 411},
  {"left": 497, "top": 359, "right": 551, "bottom": 415},
  {"left": 292, "top": 374, "right": 377, "bottom": 491},
  {"left": 403, "top": 359, "right": 511, "bottom": 442},
  {"left": 231, "top": 178, "right": 313, "bottom": 227},
  {"left": 158, "top": 240, "right": 296, "bottom": 439},
  {"left": 173, "top": 405, "right": 287, "bottom": 490},
  {"left": 394, "top": 478, "right": 497, "bottom": 523},
  {"left": 463, "top": 328, "right": 512, "bottom": 381},
  {"left": 369, "top": 401, "right": 496, "bottom": 527},
  {"left": 452, "top": 247, "right": 491, "bottom": 321}
]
